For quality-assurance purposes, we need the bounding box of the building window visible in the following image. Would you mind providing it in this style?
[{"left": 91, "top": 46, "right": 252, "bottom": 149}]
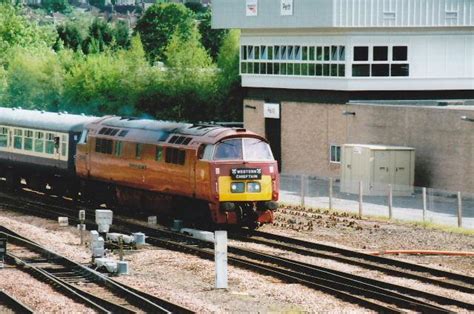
[
  {"left": 240, "top": 44, "right": 346, "bottom": 78},
  {"left": 352, "top": 45, "right": 409, "bottom": 77},
  {"left": 330, "top": 145, "right": 341, "bottom": 163}
]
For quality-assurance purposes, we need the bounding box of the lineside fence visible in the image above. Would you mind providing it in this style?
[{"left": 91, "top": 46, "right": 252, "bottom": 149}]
[{"left": 279, "top": 174, "right": 474, "bottom": 230}]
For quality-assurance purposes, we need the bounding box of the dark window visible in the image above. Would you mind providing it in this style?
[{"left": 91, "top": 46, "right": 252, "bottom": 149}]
[
  {"left": 308, "top": 63, "right": 315, "bottom": 76},
  {"left": 338, "top": 64, "right": 345, "bottom": 77},
  {"left": 95, "top": 138, "right": 113, "bottom": 154},
  {"left": 315, "top": 64, "right": 322, "bottom": 76},
  {"left": 316, "top": 47, "right": 323, "bottom": 61},
  {"left": 182, "top": 137, "right": 192, "bottom": 145},
  {"left": 373, "top": 46, "right": 388, "bottom": 61},
  {"left": 330, "top": 145, "right": 341, "bottom": 163},
  {"left": 118, "top": 130, "right": 129, "bottom": 137},
  {"left": 331, "top": 46, "right": 338, "bottom": 61},
  {"left": 254, "top": 46, "right": 260, "bottom": 60},
  {"left": 267, "top": 63, "right": 273, "bottom": 74},
  {"left": 241, "top": 62, "right": 247, "bottom": 74},
  {"left": 178, "top": 150, "right": 186, "bottom": 165},
  {"left": 98, "top": 128, "right": 108, "bottom": 135},
  {"left": 294, "top": 63, "right": 301, "bottom": 75},
  {"left": 391, "top": 64, "right": 410, "bottom": 76},
  {"left": 110, "top": 129, "right": 119, "bottom": 136},
  {"left": 323, "top": 64, "right": 330, "bottom": 76},
  {"left": 371, "top": 64, "right": 390, "bottom": 76},
  {"left": 260, "top": 63, "right": 266, "bottom": 74},
  {"left": 165, "top": 148, "right": 173, "bottom": 163},
  {"left": 241, "top": 45, "right": 247, "bottom": 60},
  {"left": 104, "top": 128, "right": 114, "bottom": 136},
  {"left": 302, "top": 46, "right": 308, "bottom": 60},
  {"left": 323, "top": 47, "right": 330, "bottom": 61},
  {"left": 352, "top": 64, "right": 370, "bottom": 77},
  {"left": 330, "top": 64, "right": 338, "bottom": 77},
  {"left": 268, "top": 46, "right": 273, "bottom": 60},
  {"left": 354, "top": 46, "right": 369, "bottom": 61},
  {"left": 274, "top": 63, "right": 280, "bottom": 75},
  {"left": 393, "top": 46, "right": 408, "bottom": 61},
  {"left": 309, "top": 47, "right": 315, "bottom": 61}
]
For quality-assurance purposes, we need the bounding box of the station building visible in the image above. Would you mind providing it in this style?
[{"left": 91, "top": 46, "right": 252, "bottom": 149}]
[{"left": 212, "top": 0, "right": 474, "bottom": 193}]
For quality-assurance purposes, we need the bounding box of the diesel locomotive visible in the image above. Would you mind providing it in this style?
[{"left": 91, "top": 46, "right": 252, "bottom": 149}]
[{"left": 0, "top": 107, "right": 279, "bottom": 227}]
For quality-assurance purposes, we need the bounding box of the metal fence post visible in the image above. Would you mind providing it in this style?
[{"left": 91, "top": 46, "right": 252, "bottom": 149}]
[
  {"left": 422, "top": 187, "right": 427, "bottom": 222},
  {"left": 457, "top": 192, "right": 463, "bottom": 228},
  {"left": 358, "top": 181, "right": 363, "bottom": 218},
  {"left": 329, "top": 177, "right": 333, "bottom": 211},
  {"left": 300, "top": 175, "right": 306, "bottom": 207},
  {"left": 388, "top": 184, "right": 393, "bottom": 220}
]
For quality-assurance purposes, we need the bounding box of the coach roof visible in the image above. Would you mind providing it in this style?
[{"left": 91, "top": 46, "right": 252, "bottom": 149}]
[{"left": 0, "top": 107, "right": 99, "bottom": 132}]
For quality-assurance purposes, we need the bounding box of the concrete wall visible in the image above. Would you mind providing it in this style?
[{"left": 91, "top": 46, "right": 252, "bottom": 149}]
[{"left": 243, "top": 99, "right": 474, "bottom": 193}]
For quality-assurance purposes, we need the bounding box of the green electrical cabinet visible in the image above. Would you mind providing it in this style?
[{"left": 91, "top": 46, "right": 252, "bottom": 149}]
[{"left": 341, "top": 144, "right": 415, "bottom": 196}]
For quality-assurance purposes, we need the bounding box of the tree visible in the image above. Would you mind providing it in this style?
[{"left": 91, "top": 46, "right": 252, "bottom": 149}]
[
  {"left": 0, "top": 4, "right": 57, "bottom": 55},
  {"left": 184, "top": 2, "right": 206, "bottom": 14},
  {"left": 41, "top": 0, "right": 71, "bottom": 13},
  {"left": 113, "top": 20, "right": 131, "bottom": 50},
  {"left": 134, "top": 3, "right": 195, "bottom": 62},
  {"left": 198, "top": 11, "right": 228, "bottom": 61},
  {"left": 82, "top": 18, "right": 114, "bottom": 54},
  {"left": 55, "top": 23, "right": 84, "bottom": 51},
  {"left": 215, "top": 30, "right": 242, "bottom": 121}
]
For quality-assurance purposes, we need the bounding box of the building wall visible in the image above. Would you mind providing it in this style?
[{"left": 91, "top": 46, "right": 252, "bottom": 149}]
[
  {"left": 212, "top": 0, "right": 474, "bottom": 29},
  {"left": 243, "top": 99, "right": 474, "bottom": 193}
]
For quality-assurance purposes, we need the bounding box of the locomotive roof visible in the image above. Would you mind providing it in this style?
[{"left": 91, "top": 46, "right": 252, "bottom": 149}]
[{"left": 0, "top": 107, "right": 99, "bottom": 132}]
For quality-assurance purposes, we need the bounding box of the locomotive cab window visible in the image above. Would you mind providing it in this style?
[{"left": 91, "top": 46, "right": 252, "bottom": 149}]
[
  {"left": 213, "top": 138, "right": 274, "bottom": 161},
  {"left": 156, "top": 146, "right": 163, "bottom": 161}
]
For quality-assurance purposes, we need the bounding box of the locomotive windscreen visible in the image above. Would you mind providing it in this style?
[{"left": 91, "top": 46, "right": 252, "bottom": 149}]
[{"left": 213, "top": 138, "right": 274, "bottom": 161}]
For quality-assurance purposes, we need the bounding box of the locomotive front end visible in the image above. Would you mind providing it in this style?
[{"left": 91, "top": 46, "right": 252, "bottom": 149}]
[{"left": 208, "top": 137, "right": 279, "bottom": 227}]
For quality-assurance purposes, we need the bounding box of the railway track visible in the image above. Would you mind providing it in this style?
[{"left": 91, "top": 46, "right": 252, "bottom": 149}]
[
  {"left": 0, "top": 226, "right": 192, "bottom": 314},
  {"left": 1, "top": 190, "right": 473, "bottom": 312},
  {"left": 0, "top": 290, "right": 34, "bottom": 314}
]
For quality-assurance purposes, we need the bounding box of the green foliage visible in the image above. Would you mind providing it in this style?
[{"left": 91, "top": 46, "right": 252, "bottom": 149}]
[
  {"left": 41, "top": 0, "right": 71, "bottom": 13},
  {"left": 215, "top": 30, "right": 243, "bottom": 121},
  {"left": 198, "top": 11, "right": 228, "bottom": 61},
  {"left": 135, "top": 3, "right": 195, "bottom": 62},
  {"left": 2, "top": 46, "right": 64, "bottom": 111},
  {"left": 184, "top": 2, "right": 206, "bottom": 14},
  {"left": 62, "top": 36, "right": 150, "bottom": 115},
  {"left": 0, "top": 4, "right": 57, "bottom": 55},
  {"left": 55, "top": 22, "right": 84, "bottom": 51},
  {"left": 82, "top": 18, "right": 114, "bottom": 54},
  {"left": 113, "top": 20, "right": 131, "bottom": 50}
]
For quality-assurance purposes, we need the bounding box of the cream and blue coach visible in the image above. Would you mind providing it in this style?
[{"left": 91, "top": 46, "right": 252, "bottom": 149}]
[{"left": 0, "top": 107, "right": 98, "bottom": 192}]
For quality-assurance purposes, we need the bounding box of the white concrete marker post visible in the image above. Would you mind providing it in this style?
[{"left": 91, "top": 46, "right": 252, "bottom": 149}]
[
  {"left": 79, "top": 210, "right": 86, "bottom": 245},
  {"left": 214, "top": 231, "right": 228, "bottom": 289}
]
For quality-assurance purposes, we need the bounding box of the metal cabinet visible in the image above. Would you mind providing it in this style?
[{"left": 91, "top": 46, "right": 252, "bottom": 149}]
[{"left": 341, "top": 144, "right": 415, "bottom": 196}]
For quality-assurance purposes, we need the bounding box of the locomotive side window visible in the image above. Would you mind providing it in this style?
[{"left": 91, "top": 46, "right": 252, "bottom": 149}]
[
  {"left": 24, "top": 130, "right": 33, "bottom": 151},
  {"left": 135, "top": 143, "right": 143, "bottom": 159},
  {"left": 155, "top": 146, "right": 163, "bottom": 161},
  {"left": 165, "top": 147, "right": 186, "bottom": 165},
  {"left": 201, "top": 145, "right": 214, "bottom": 160},
  {"left": 14, "top": 129, "right": 23, "bottom": 149},
  {"left": 114, "top": 141, "right": 123, "bottom": 157},
  {"left": 95, "top": 138, "right": 113, "bottom": 154},
  {"left": 0, "top": 127, "right": 8, "bottom": 148}
]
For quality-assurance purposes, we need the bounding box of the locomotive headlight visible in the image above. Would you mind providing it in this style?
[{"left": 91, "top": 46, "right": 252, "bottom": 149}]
[
  {"left": 247, "top": 182, "right": 261, "bottom": 193},
  {"left": 231, "top": 182, "right": 245, "bottom": 193}
]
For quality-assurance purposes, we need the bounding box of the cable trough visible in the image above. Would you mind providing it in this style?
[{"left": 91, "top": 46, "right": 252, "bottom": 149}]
[{"left": 0, "top": 226, "right": 193, "bottom": 314}]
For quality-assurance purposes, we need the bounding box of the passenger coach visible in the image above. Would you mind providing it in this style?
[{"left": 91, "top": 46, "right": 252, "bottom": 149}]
[{"left": 0, "top": 107, "right": 98, "bottom": 193}]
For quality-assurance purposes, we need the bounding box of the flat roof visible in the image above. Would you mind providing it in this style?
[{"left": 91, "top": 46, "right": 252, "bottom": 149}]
[
  {"left": 348, "top": 100, "right": 474, "bottom": 110},
  {"left": 344, "top": 144, "right": 415, "bottom": 151}
]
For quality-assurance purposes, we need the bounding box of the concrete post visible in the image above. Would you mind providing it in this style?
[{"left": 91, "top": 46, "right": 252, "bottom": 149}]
[
  {"left": 388, "top": 184, "right": 393, "bottom": 220},
  {"left": 358, "top": 181, "right": 363, "bottom": 218},
  {"left": 79, "top": 210, "right": 86, "bottom": 246},
  {"left": 457, "top": 192, "right": 463, "bottom": 228},
  {"left": 215, "top": 231, "right": 228, "bottom": 289},
  {"left": 300, "top": 175, "right": 306, "bottom": 207},
  {"left": 329, "top": 178, "right": 333, "bottom": 211},
  {"left": 422, "top": 187, "right": 427, "bottom": 222}
]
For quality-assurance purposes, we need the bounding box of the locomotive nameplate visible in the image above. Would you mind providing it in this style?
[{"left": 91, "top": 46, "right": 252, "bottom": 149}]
[{"left": 231, "top": 168, "right": 262, "bottom": 180}]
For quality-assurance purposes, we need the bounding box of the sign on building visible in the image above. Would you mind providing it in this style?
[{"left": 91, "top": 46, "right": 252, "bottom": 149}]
[
  {"left": 246, "top": 0, "right": 258, "bottom": 16},
  {"left": 281, "top": 0, "right": 293, "bottom": 16},
  {"left": 264, "top": 103, "right": 280, "bottom": 119}
]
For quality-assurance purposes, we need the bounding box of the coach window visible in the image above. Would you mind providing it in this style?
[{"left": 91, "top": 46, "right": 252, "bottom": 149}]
[
  {"left": 135, "top": 143, "right": 143, "bottom": 159},
  {"left": 155, "top": 146, "right": 163, "bottom": 161},
  {"left": 0, "top": 127, "right": 8, "bottom": 148},
  {"left": 45, "top": 133, "right": 55, "bottom": 154},
  {"left": 13, "top": 129, "right": 22, "bottom": 149},
  {"left": 24, "top": 130, "right": 33, "bottom": 151},
  {"left": 34, "top": 132, "right": 45, "bottom": 153},
  {"left": 61, "top": 135, "right": 68, "bottom": 157}
]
